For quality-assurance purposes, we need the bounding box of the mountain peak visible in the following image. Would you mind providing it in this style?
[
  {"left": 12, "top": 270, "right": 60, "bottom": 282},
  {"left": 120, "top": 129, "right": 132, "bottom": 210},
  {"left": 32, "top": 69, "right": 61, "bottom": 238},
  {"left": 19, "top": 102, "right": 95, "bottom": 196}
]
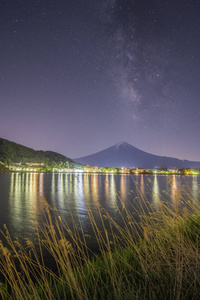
[
  {"left": 114, "top": 142, "right": 132, "bottom": 149},
  {"left": 75, "top": 141, "right": 200, "bottom": 168}
]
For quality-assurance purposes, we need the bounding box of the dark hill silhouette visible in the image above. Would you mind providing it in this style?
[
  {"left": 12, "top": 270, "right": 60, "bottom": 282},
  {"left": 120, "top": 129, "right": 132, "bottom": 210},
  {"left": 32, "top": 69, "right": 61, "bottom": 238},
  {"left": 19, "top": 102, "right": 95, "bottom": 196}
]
[
  {"left": 0, "top": 137, "right": 82, "bottom": 168},
  {"left": 74, "top": 142, "right": 200, "bottom": 169}
]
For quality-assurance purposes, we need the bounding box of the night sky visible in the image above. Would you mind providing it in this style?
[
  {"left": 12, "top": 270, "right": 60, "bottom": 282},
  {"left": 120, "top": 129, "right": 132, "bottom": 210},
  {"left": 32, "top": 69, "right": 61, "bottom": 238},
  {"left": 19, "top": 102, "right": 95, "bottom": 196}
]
[{"left": 1, "top": 0, "right": 200, "bottom": 160}]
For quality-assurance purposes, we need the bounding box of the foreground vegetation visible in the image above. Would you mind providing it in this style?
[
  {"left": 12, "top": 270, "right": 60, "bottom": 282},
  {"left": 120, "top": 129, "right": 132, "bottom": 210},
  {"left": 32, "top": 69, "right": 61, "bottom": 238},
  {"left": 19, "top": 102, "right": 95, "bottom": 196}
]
[{"left": 0, "top": 191, "right": 200, "bottom": 299}]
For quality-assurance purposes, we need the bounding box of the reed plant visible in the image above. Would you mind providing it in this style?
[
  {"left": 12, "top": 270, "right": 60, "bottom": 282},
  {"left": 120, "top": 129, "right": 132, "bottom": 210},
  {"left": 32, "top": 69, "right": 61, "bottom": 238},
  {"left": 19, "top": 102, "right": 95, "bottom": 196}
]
[{"left": 0, "top": 187, "right": 200, "bottom": 299}]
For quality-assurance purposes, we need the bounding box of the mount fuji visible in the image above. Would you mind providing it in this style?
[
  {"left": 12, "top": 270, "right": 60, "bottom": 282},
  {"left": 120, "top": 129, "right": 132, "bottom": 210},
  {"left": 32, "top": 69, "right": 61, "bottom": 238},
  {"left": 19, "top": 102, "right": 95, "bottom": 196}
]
[{"left": 74, "top": 142, "right": 200, "bottom": 169}]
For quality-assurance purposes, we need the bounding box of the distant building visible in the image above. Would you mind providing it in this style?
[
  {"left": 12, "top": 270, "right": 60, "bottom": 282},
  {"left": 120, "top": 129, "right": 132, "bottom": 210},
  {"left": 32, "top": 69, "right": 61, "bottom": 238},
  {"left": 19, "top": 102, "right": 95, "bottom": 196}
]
[
  {"left": 25, "top": 163, "right": 44, "bottom": 166},
  {"left": 135, "top": 168, "right": 149, "bottom": 174},
  {"left": 121, "top": 167, "right": 130, "bottom": 173},
  {"left": 84, "top": 166, "right": 99, "bottom": 172},
  {"left": 168, "top": 169, "right": 179, "bottom": 173},
  {"left": 91, "top": 166, "right": 99, "bottom": 171}
]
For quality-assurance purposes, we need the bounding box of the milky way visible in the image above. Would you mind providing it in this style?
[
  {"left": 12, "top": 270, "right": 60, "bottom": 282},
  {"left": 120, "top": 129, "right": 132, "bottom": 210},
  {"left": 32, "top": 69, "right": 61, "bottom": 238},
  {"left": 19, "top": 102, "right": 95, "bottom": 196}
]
[{"left": 0, "top": 0, "right": 200, "bottom": 160}]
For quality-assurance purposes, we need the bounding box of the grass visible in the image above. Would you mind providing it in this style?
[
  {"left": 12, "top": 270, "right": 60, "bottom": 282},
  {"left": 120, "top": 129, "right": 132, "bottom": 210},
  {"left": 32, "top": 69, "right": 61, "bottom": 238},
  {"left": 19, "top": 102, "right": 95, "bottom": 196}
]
[{"left": 0, "top": 187, "right": 200, "bottom": 299}]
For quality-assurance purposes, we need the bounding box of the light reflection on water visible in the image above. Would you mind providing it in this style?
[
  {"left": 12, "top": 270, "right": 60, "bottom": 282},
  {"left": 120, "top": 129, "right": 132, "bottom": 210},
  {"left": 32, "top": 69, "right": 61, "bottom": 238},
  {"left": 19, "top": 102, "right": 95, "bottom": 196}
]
[
  {"left": 0, "top": 173, "right": 198, "bottom": 243},
  {"left": 152, "top": 175, "right": 159, "bottom": 204},
  {"left": 171, "top": 175, "right": 177, "bottom": 204},
  {"left": 192, "top": 175, "right": 199, "bottom": 201},
  {"left": 140, "top": 175, "right": 145, "bottom": 196}
]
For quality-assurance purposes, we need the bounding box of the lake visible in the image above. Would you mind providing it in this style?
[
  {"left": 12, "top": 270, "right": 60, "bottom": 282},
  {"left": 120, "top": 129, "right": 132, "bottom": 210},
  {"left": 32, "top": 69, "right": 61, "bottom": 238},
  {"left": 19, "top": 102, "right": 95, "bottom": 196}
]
[{"left": 0, "top": 173, "right": 199, "bottom": 248}]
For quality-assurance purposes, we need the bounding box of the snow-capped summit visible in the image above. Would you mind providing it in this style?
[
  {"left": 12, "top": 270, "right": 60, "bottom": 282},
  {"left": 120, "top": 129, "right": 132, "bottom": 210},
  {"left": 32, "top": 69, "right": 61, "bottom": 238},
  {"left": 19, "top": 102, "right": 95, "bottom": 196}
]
[{"left": 114, "top": 142, "right": 133, "bottom": 150}]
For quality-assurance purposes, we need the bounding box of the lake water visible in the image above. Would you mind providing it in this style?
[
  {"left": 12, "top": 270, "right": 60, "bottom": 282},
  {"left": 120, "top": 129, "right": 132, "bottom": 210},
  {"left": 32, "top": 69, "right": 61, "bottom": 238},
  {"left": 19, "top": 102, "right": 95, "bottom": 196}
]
[{"left": 0, "top": 173, "right": 199, "bottom": 247}]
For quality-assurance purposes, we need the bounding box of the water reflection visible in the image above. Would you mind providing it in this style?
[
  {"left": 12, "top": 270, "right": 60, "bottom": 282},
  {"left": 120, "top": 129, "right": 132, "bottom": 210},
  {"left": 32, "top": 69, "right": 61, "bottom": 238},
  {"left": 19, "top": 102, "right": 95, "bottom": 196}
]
[
  {"left": 104, "top": 174, "right": 117, "bottom": 205},
  {"left": 104, "top": 173, "right": 109, "bottom": 201},
  {"left": 83, "top": 173, "right": 90, "bottom": 199},
  {"left": 76, "top": 174, "right": 85, "bottom": 214},
  {"left": 5, "top": 173, "right": 200, "bottom": 244},
  {"left": 39, "top": 173, "right": 44, "bottom": 197},
  {"left": 91, "top": 174, "right": 98, "bottom": 201},
  {"left": 170, "top": 175, "right": 178, "bottom": 204},
  {"left": 192, "top": 176, "right": 199, "bottom": 201},
  {"left": 110, "top": 174, "right": 117, "bottom": 204},
  {"left": 51, "top": 173, "right": 56, "bottom": 205},
  {"left": 57, "top": 173, "right": 64, "bottom": 206},
  {"left": 140, "top": 175, "right": 145, "bottom": 196},
  {"left": 9, "top": 173, "right": 44, "bottom": 237},
  {"left": 152, "top": 175, "right": 160, "bottom": 204},
  {"left": 120, "top": 175, "right": 127, "bottom": 200}
]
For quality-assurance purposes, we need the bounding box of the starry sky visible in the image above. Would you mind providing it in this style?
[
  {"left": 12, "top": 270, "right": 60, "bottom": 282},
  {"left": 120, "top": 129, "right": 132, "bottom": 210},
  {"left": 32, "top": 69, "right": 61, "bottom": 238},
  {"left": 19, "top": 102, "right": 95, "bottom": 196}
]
[{"left": 1, "top": 0, "right": 200, "bottom": 160}]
